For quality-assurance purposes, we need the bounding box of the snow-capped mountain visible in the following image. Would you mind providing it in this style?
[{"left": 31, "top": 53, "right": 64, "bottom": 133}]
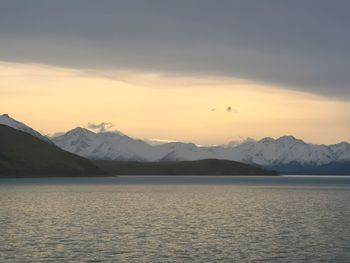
[
  {"left": 51, "top": 127, "right": 229, "bottom": 161},
  {"left": 52, "top": 127, "right": 166, "bottom": 161},
  {"left": 0, "top": 114, "right": 52, "bottom": 144},
  {"left": 52, "top": 127, "right": 350, "bottom": 171},
  {"left": 329, "top": 142, "right": 350, "bottom": 162},
  {"left": 227, "top": 136, "right": 336, "bottom": 167},
  {"left": 2, "top": 114, "right": 349, "bottom": 172}
]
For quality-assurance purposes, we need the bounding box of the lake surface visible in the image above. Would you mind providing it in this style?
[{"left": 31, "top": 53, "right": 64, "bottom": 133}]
[{"left": 1, "top": 176, "right": 350, "bottom": 262}]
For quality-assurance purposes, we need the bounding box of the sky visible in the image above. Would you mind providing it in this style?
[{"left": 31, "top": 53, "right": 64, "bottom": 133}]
[{"left": 1, "top": 0, "right": 350, "bottom": 145}]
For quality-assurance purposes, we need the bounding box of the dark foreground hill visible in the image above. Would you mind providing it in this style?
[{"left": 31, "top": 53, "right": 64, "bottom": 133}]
[
  {"left": 270, "top": 161, "right": 350, "bottom": 175},
  {"left": 0, "top": 124, "right": 107, "bottom": 177},
  {"left": 95, "top": 159, "right": 278, "bottom": 176}
]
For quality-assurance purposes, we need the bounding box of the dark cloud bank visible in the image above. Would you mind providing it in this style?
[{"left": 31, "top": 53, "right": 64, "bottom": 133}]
[{"left": 1, "top": 0, "right": 350, "bottom": 98}]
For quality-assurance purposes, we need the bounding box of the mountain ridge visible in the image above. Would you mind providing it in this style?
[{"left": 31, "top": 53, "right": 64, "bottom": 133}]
[
  {"left": 0, "top": 114, "right": 52, "bottom": 144},
  {"left": 2, "top": 114, "right": 350, "bottom": 174},
  {"left": 52, "top": 127, "right": 350, "bottom": 174},
  {"left": 0, "top": 124, "right": 107, "bottom": 177}
]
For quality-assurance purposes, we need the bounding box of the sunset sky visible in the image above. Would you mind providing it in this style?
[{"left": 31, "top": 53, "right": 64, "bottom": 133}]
[{"left": 1, "top": 0, "right": 350, "bottom": 145}]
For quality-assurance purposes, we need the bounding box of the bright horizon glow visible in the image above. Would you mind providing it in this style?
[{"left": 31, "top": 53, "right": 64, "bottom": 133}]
[{"left": 1, "top": 62, "right": 350, "bottom": 145}]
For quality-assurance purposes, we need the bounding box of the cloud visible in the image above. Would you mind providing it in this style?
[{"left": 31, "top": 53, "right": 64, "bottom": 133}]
[
  {"left": 87, "top": 122, "right": 114, "bottom": 132},
  {"left": 1, "top": 1, "right": 350, "bottom": 98}
]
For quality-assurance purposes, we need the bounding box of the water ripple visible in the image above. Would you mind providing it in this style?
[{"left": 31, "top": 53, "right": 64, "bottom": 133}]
[{"left": 1, "top": 177, "right": 350, "bottom": 262}]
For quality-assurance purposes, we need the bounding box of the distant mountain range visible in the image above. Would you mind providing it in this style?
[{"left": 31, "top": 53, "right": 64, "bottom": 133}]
[
  {"left": 50, "top": 125, "right": 350, "bottom": 174},
  {"left": 1, "top": 114, "right": 350, "bottom": 174},
  {"left": 0, "top": 114, "right": 274, "bottom": 176}
]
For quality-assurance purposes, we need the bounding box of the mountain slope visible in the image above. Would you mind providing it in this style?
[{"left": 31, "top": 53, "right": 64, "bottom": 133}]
[
  {"left": 52, "top": 127, "right": 167, "bottom": 161},
  {"left": 52, "top": 128, "right": 235, "bottom": 162},
  {"left": 53, "top": 128, "right": 350, "bottom": 174},
  {"left": 94, "top": 159, "right": 278, "bottom": 176},
  {"left": 0, "top": 124, "right": 107, "bottom": 177},
  {"left": 0, "top": 114, "right": 52, "bottom": 143},
  {"left": 53, "top": 130, "right": 350, "bottom": 163},
  {"left": 3, "top": 115, "right": 349, "bottom": 174},
  {"left": 227, "top": 136, "right": 336, "bottom": 166}
]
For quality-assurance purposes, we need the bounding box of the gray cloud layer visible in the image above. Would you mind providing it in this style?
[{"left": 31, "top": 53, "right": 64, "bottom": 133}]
[{"left": 1, "top": 0, "right": 350, "bottom": 97}]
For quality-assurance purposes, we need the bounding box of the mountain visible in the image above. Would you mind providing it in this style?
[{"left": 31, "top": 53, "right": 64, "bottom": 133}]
[
  {"left": 0, "top": 121, "right": 276, "bottom": 177},
  {"left": 52, "top": 128, "right": 231, "bottom": 162},
  {"left": 0, "top": 114, "right": 52, "bottom": 144},
  {"left": 1, "top": 115, "right": 348, "bottom": 174},
  {"left": 0, "top": 124, "right": 107, "bottom": 177},
  {"left": 94, "top": 159, "right": 278, "bottom": 176},
  {"left": 52, "top": 127, "right": 166, "bottom": 161},
  {"left": 226, "top": 136, "right": 335, "bottom": 166},
  {"left": 53, "top": 128, "right": 350, "bottom": 174},
  {"left": 2, "top": 114, "right": 348, "bottom": 174}
]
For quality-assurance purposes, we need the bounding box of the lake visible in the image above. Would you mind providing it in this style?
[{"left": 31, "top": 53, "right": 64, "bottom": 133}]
[{"left": 1, "top": 176, "right": 350, "bottom": 262}]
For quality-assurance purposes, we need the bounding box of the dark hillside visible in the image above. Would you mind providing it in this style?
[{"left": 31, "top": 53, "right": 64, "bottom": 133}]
[
  {"left": 95, "top": 159, "right": 278, "bottom": 176},
  {"left": 0, "top": 124, "right": 107, "bottom": 177}
]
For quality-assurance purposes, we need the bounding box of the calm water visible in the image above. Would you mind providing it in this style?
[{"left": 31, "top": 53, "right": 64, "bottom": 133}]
[{"left": 1, "top": 176, "right": 350, "bottom": 262}]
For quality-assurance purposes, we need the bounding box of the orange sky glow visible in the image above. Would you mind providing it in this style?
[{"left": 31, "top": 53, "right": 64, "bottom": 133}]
[{"left": 1, "top": 62, "right": 349, "bottom": 145}]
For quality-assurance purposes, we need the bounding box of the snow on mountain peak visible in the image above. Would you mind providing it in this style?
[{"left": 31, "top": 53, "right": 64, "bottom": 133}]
[
  {"left": 329, "top": 142, "right": 350, "bottom": 161},
  {"left": 99, "top": 130, "right": 126, "bottom": 138},
  {"left": 3, "top": 114, "right": 350, "bottom": 170},
  {"left": 0, "top": 114, "right": 52, "bottom": 143},
  {"left": 65, "top": 127, "right": 96, "bottom": 136},
  {"left": 257, "top": 136, "right": 304, "bottom": 145},
  {"left": 49, "top": 124, "right": 350, "bottom": 167},
  {"left": 276, "top": 135, "right": 305, "bottom": 144},
  {"left": 259, "top": 137, "right": 275, "bottom": 143},
  {"left": 52, "top": 126, "right": 161, "bottom": 161}
]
